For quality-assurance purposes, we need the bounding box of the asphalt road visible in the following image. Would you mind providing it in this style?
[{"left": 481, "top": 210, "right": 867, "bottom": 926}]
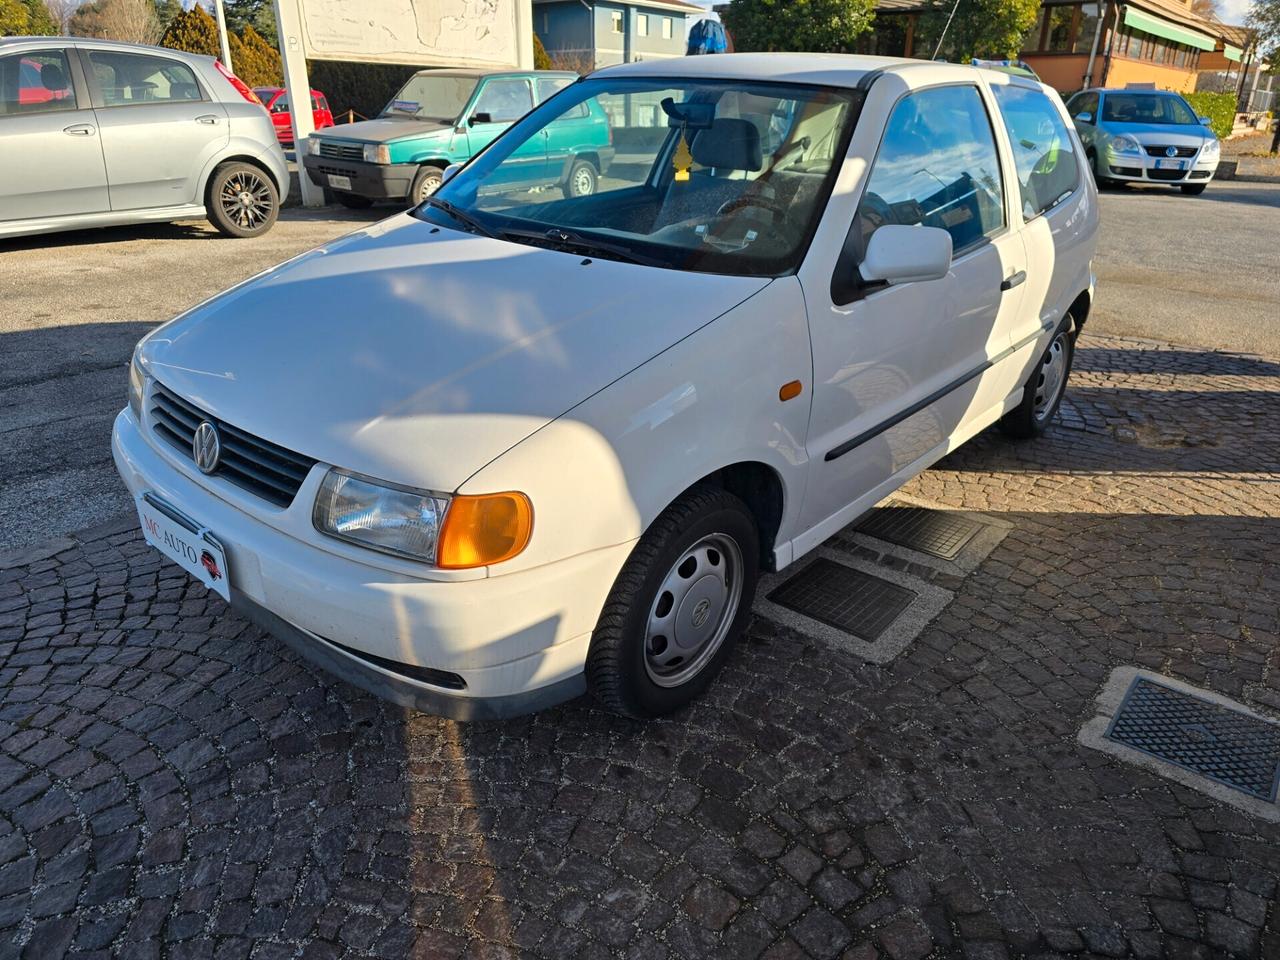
[{"left": 1, "top": 180, "right": 1277, "bottom": 553}]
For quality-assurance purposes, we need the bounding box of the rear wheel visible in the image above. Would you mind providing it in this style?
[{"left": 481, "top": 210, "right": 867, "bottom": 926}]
[
  {"left": 563, "top": 159, "right": 598, "bottom": 199},
  {"left": 207, "top": 162, "right": 279, "bottom": 238},
  {"left": 335, "top": 192, "right": 374, "bottom": 209},
  {"left": 1180, "top": 182, "right": 1208, "bottom": 196},
  {"left": 587, "top": 487, "right": 759, "bottom": 718},
  {"left": 999, "top": 314, "right": 1076, "bottom": 440},
  {"left": 409, "top": 166, "right": 444, "bottom": 205}
]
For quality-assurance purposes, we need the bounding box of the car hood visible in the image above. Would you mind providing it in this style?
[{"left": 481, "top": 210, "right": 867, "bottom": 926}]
[
  {"left": 1100, "top": 121, "right": 1212, "bottom": 146},
  {"left": 317, "top": 116, "right": 451, "bottom": 144},
  {"left": 140, "top": 214, "right": 770, "bottom": 493}
]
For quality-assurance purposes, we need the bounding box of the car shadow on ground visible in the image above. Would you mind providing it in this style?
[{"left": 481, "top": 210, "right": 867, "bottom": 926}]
[{"left": 1101, "top": 180, "right": 1280, "bottom": 209}]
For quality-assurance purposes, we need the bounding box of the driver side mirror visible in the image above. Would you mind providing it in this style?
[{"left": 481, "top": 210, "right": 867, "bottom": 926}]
[
  {"left": 469, "top": 111, "right": 493, "bottom": 126},
  {"left": 441, "top": 162, "right": 463, "bottom": 186},
  {"left": 1199, "top": 115, "right": 1213, "bottom": 126},
  {"left": 1074, "top": 111, "right": 1092, "bottom": 124},
  {"left": 860, "top": 225, "right": 953, "bottom": 287}
]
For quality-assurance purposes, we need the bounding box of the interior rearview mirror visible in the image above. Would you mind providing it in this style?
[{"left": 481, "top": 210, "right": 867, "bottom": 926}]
[
  {"left": 860, "top": 225, "right": 953, "bottom": 287},
  {"left": 441, "top": 162, "right": 463, "bottom": 186},
  {"left": 1074, "top": 111, "right": 1092, "bottom": 124},
  {"left": 1198, "top": 115, "right": 1212, "bottom": 126}
]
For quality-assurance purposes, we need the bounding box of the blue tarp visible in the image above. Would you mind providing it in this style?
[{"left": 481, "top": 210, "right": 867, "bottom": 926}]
[{"left": 687, "top": 19, "right": 728, "bottom": 55}]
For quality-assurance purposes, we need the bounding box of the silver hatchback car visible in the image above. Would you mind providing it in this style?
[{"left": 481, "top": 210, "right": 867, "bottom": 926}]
[
  {"left": 1065, "top": 88, "right": 1220, "bottom": 195},
  {"left": 0, "top": 37, "right": 288, "bottom": 240}
]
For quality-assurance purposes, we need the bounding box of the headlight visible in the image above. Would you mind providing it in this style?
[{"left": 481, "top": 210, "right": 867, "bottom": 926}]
[
  {"left": 304, "top": 137, "right": 320, "bottom": 156},
  {"left": 313, "top": 469, "right": 532, "bottom": 568},
  {"left": 1201, "top": 139, "right": 1220, "bottom": 158},
  {"left": 1109, "top": 134, "right": 1143, "bottom": 156},
  {"left": 128, "top": 345, "right": 149, "bottom": 421},
  {"left": 363, "top": 143, "right": 390, "bottom": 164}
]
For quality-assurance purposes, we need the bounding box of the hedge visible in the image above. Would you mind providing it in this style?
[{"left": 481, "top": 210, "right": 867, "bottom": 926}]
[{"left": 1184, "top": 91, "right": 1234, "bottom": 140}]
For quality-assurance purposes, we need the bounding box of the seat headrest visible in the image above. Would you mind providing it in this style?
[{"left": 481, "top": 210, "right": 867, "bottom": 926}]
[
  {"left": 691, "top": 118, "right": 762, "bottom": 172},
  {"left": 40, "top": 62, "right": 67, "bottom": 93}
]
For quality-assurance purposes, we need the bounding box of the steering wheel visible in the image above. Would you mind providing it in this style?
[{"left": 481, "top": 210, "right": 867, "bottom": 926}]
[{"left": 714, "top": 193, "right": 803, "bottom": 237}]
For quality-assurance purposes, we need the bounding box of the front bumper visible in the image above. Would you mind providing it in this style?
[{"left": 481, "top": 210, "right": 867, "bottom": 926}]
[
  {"left": 1105, "top": 150, "right": 1218, "bottom": 184},
  {"left": 302, "top": 154, "right": 418, "bottom": 200},
  {"left": 112, "top": 408, "right": 633, "bottom": 718}
]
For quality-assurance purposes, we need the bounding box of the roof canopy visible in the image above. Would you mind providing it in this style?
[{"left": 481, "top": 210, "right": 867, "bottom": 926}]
[{"left": 1122, "top": 6, "right": 1216, "bottom": 51}]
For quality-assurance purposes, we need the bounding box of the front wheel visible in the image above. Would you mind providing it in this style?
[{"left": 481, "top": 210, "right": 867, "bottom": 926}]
[
  {"left": 207, "top": 162, "right": 279, "bottom": 238},
  {"left": 562, "top": 159, "right": 598, "bottom": 199},
  {"left": 587, "top": 487, "right": 759, "bottom": 718},
  {"left": 1180, "top": 182, "right": 1208, "bottom": 196},
  {"left": 1087, "top": 149, "right": 1114, "bottom": 189},
  {"left": 999, "top": 315, "right": 1076, "bottom": 440},
  {"left": 409, "top": 166, "right": 443, "bottom": 206}
]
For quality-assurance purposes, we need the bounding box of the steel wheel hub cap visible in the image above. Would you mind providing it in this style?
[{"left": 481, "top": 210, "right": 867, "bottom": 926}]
[
  {"left": 1034, "top": 332, "right": 1068, "bottom": 421},
  {"left": 645, "top": 533, "right": 742, "bottom": 688}
]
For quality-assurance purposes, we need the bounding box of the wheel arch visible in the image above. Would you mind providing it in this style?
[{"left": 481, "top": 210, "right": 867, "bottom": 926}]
[
  {"left": 677, "top": 461, "right": 786, "bottom": 573},
  {"left": 202, "top": 154, "right": 282, "bottom": 205},
  {"left": 1068, "top": 289, "right": 1091, "bottom": 333}
]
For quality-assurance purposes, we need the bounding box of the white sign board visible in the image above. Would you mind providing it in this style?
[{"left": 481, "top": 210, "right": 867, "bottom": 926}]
[{"left": 295, "top": 0, "right": 533, "bottom": 69}]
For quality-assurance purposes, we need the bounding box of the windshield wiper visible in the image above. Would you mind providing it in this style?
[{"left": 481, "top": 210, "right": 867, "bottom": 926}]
[
  {"left": 498, "top": 227, "right": 667, "bottom": 268},
  {"left": 420, "top": 197, "right": 495, "bottom": 238}
]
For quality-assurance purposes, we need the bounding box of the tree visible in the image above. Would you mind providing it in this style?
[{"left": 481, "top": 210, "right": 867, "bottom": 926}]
[
  {"left": 159, "top": 2, "right": 219, "bottom": 56},
  {"left": 721, "top": 0, "right": 875, "bottom": 53},
  {"left": 44, "top": 0, "right": 80, "bottom": 32},
  {"left": 533, "top": 32, "right": 552, "bottom": 69},
  {"left": 915, "top": 0, "right": 1041, "bottom": 60},
  {"left": 232, "top": 23, "right": 282, "bottom": 86},
  {"left": 223, "top": 0, "right": 276, "bottom": 46},
  {"left": 0, "top": 0, "right": 57, "bottom": 34},
  {"left": 70, "top": 0, "right": 161, "bottom": 44},
  {"left": 155, "top": 0, "right": 182, "bottom": 32}
]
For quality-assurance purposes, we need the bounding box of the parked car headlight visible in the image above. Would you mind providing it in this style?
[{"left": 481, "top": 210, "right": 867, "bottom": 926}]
[
  {"left": 304, "top": 137, "right": 321, "bottom": 156},
  {"left": 128, "top": 345, "right": 149, "bottom": 421},
  {"left": 1109, "top": 134, "right": 1143, "bottom": 156},
  {"left": 313, "top": 469, "right": 532, "bottom": 568},
  {"left": 363, "top": 143, "right": 390, "bottom": 164},
  {"left": 1201, "top": 139, "right": 1220, "bottom": 159}
]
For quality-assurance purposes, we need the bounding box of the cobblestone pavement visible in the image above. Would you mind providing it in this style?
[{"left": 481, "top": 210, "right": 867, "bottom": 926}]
[{"left": 2, "top": 334, "right": 1279, "bottom": 960}]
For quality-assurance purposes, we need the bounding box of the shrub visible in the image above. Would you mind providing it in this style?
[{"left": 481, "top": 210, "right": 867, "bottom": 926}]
[
  {"left": 1184, "top": 91, "right": 1234, "bottom": 139},
  {"left": 533, "top": 33, "right": 552, "bottom": 70},
  {"left": 160, "top": 4, "right": 220, "bottom": 57}
]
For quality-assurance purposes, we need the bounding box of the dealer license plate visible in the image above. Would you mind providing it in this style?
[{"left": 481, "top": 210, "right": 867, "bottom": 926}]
[
  {"left": 136, "top": 493, "right": 230, "bottom": 601},
  {"left": 327, "top": 174, "right": 353, "bottom": 190},
  {"left": 1154, "top": 159, "right": 1186, "bottom": 170}
]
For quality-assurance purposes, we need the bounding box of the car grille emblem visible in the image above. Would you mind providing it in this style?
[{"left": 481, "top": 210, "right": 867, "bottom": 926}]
[
  {"left": 1166, "top": 146, "right": 1178, "bottom": 158},
  {"left": 193, "top": 421, "right": 222, "bottom": 474}
]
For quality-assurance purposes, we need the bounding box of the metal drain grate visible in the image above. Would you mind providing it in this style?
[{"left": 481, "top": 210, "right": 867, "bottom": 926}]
[
  {"left": 767, "top": 558, "right": 915, "bottom": 642},
  {"left": 1106, "top": 678, "right": 1280, "bottom": 801},
  {"left": 856, "top": 506, "right": 982, "bottom": 560}
]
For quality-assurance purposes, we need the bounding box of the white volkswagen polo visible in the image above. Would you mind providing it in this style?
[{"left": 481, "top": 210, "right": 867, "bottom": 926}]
[{"left": 113, "top": 54, "right": 1097, "bottom": 719}]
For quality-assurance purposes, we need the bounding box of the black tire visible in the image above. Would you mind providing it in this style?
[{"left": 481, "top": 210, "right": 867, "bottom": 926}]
[
  {"left": 1087, "top": 149, "right": 1114, "bottom": 189},
  {"left": 207, "top": 162, "right": 279, "bottom": 238},
  {"left": 562, "top": 159, "right": 598, "bottom": 199},
  {"left": 409, "top": 166, "right": 444, "bottom": 205},
  {"left": 1180, "top": 183, "right": 1208, "bottom": 196},
  {"left": 999, "top": 314, "right": 1076, "bottom": 440},
  {"left": 335, "top": 192, "right": 374, "bottom": 209},
  {"left": 587, "top": 487, "right": 760, "bottom": 718}
]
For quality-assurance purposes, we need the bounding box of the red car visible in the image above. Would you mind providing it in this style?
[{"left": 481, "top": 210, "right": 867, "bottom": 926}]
[{"left": 253, "top": 87, "right": 334, "bottom": 147}]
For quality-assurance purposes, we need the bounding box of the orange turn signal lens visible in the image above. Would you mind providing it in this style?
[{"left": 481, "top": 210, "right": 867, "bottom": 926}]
[{"left": 437, "top": 492, "right": 533, "bottom": 569}]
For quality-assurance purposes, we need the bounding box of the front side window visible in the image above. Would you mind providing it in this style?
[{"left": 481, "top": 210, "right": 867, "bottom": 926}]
[
  {"left": 1067, "top": 91, "right": 1098, "bottom": 121},
  {"left": 991, "top": 83, "right": 1079, "bottom": 219},
  {"left": 428, "top": 77, "right": 860, "bottom": 277},
  {"left": 472, "top": 78, "right": 533, "bottom": 122},
  {"left": 855, "top": 85, "right": 1005, "bottom": 256},
  {"left": 382, "top": 74, "right": 476, "bottom": 121},
  {"left": 0, "top": 50, "right": 77, "bottom": 116},
  {"left": 1101, "top": 92, "right": 1197, "bottom": 125},
  {"left": 87, "top": 51, "right": 202, "bottom": 106}
]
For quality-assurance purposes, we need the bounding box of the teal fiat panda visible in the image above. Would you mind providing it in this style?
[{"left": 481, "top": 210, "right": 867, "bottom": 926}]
[{"left": 302, "top": 69, "right": 613, "bottom": 207}]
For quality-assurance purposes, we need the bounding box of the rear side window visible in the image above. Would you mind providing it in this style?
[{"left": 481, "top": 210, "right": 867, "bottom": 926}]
[
  {"left": 856, "top": 84, "right": 1005, "bottom": 255},
  {"left": 990, "top": 83, "right": 1079, "bottom": 219},
  {"left": 0, "top": 50, "right": 77, "bottom": 116},
  {"left": 87, "top": 50, "right": 203, "bottom": 106},
  {"left": 537, "top": 77, "right": 588, "bottom": 118}
]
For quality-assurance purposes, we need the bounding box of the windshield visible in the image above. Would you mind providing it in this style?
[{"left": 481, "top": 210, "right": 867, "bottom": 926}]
[
  {"left": 383, "top": 73, "right": 477, "bottom": 122},
  {"left": 1101, "top": 93, "right": 1198, "bottom": 126},
  {"left": 422, "top": 77, "right": 861, "bottom": 277}
]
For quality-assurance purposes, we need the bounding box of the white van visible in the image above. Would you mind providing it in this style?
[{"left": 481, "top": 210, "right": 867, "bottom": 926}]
[{"left": 113, "top": 54, "right": 1098, "bottom": 719}]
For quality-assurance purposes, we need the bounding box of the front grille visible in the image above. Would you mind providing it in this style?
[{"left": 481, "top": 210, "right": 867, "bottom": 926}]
[
  {"left": 1144, "top": 145, "right": 1198, "bottom": 158},
  {"left": 315, "top": 163, "right": 357, "bottom": 177},
  {"left": 149, "top": 383, "right": 317, "bottom": 508},
  {"left": 318, "top": 140, "right": 363, "bottom": 161},
  {"left": 1148, "top": 168, "right": 1187, "bottom": 181}
]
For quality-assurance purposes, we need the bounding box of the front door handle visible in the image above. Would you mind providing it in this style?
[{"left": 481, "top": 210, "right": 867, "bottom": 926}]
[
  {"left": 63, "top": 123, "right": 95, "bottom": 136},
  {"left": 195, "top": 114, "right": 220, "bottom": 125},
  {"left": 1000, "top": 270, "right": 1026, "bottom": 292}
]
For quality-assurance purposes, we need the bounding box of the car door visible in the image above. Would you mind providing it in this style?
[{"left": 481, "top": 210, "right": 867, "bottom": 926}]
[
  {"left": 795, "top": 81, "right": 1028, "bottom": 545},
  {"left": 463, "top": 76, "right": 546, "bottom": 187},
  {"left": 81, "top": 47, "right": 228, "bottom": 211},
  {"left": 0, "top": 46, "right": 109, "bottom": 222}
]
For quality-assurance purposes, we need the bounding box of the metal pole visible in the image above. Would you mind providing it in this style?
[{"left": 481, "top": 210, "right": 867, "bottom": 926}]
[
  {"left": 213, "top": 0, "right": 233, "bottom": 74},
  {"left": 272, "top": 0, "right": 323, "bottom": 207},
  {"left": 1083, "top": 0, "right": 1107, "bottom": 88},
  {"left": 931, "top": 0, "right": 962, "bottom": 60}
]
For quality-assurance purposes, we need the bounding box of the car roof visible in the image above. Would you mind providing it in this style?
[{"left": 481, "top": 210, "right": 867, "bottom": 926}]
[
  {"left": 410, "top": 68, "right": 577, "bottom": 79},
  {"left": 593, "top": 52, "right": 1047, "bottom": 92},
  {"left": 1079, "top": 87, "right": 1184, "bottom": 96}
]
